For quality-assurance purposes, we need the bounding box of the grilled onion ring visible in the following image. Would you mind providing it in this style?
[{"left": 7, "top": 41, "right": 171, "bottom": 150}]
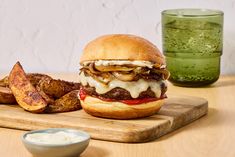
[
  {"left": 95, "top": 65, "right": 134, "bottom": 72},
  {"left": 88, "top": 63, "right": 101, "bottom": 74},
  {"left": 152, "top": 69, "right": 170, "bottom": 79},
  {"left": 112, "top": 72, "right": 136, "bottom": 81},
  {"left": 83, "top": 69, "right": 112, "bottom": 84}
]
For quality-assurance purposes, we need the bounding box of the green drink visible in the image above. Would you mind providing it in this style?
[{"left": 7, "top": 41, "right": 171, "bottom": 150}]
[{"left": 162, "top": 9, "right": 223, "bottom": 86}]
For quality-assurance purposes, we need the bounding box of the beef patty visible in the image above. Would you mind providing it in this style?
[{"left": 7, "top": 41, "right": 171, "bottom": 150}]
[{"left": 82, "top": 82, "right": 167, "bottom": 100}]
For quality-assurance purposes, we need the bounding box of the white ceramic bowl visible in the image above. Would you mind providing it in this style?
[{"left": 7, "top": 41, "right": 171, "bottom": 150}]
[{"left": 22, "top": 128, "right": 90, "bottom": 157}]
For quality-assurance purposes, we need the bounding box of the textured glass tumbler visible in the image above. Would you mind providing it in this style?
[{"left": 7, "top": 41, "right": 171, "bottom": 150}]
[{"left": 162, "top": 9, "right": 223, "bottom": 87}]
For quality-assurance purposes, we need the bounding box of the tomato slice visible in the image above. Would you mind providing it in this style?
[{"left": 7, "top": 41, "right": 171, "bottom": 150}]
[
  {"left": 79, "top": 88, "right": 87, "bottom": 100},
  {"left": 120, "top": 98, "right": 160, "bottom": 105},
  {"left": 79, "top": 88, "right": 165, "bottom": 105}
]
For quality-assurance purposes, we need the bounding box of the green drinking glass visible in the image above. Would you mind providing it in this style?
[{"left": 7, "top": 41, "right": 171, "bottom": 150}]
[{"left": 162, "top": 9, "right": 223, "bottom": 87}]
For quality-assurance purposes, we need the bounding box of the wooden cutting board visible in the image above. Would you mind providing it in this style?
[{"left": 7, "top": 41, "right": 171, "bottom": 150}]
[{"left": 0, "top": 95, "right": 208, "bottom": 143}]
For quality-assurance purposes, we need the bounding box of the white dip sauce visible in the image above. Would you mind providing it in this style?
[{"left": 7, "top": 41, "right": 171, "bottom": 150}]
[{"left": 25, "top": 131, "right": 85, "bottom": 145}]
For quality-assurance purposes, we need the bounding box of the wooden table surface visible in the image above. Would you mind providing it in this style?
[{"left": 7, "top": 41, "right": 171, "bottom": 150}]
[{"left": 0, "top": 74, "right": 235, "bottom": 157}]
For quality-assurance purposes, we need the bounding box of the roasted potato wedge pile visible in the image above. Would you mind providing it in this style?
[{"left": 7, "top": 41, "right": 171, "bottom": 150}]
[{"left": 0, "top": 62, "right": 81, "bottom": 113}]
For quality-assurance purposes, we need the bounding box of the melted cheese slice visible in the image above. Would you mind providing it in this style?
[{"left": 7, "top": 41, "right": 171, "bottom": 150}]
[{"left": 79, "top": 72, "right": 166, "bottom": 98}]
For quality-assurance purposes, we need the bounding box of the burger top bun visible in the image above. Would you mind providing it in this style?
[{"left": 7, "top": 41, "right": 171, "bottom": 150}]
[{"left": 80, "top": 34, "right": 165, "bottom": 68}]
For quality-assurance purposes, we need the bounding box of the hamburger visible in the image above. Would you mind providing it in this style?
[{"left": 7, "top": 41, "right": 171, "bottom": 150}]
[{"left": 78, "top": 34, "right": 169, "bottom": 119}]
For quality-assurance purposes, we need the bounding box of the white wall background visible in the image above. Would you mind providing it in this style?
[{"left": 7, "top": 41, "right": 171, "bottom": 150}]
[{"left": 0, "top": 0, "right": 234, "bottom": 74}]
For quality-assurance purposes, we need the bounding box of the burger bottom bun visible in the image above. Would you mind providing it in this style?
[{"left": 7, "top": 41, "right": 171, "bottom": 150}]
[{"left": 81, "top": 96, "right": 165, "bottom": 119}]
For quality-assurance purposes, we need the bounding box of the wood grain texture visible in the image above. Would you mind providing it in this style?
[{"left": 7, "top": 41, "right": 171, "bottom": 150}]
[
  {"left": 0, "top": 95, "right": 207, "bottom": 143},
  {"left": 0, "top": 74, "right": 235, "bottom": 157}
]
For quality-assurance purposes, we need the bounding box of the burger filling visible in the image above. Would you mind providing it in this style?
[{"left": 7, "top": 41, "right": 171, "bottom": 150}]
[{"left": 78, "top": 60, "right": 169, "bottom": 104}]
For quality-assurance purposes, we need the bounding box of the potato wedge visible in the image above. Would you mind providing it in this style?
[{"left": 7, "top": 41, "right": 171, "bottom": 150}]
[
  {"left": 27, "top": 73, "right": 52, "bottom": 87},
  {"left": 0, "top": 87, "right": 16, "bottom": 104},
  {"left": 9, "top": 62, "right": 47, "bottom": 113},
  {"left": 36, "top": 86, "right": 55, "bottom": 105},
  {"left": 45, "top": 90, "right": 81, "bottom": 113},
  {"left": 37, "top": 77, "right": 80, "bottom": 99},
  {"left": 0, "top": 73, "right": 52, "bottom": 87},
  {"left": 0, "top": 76, "right": 9, "bottom": 87}
]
